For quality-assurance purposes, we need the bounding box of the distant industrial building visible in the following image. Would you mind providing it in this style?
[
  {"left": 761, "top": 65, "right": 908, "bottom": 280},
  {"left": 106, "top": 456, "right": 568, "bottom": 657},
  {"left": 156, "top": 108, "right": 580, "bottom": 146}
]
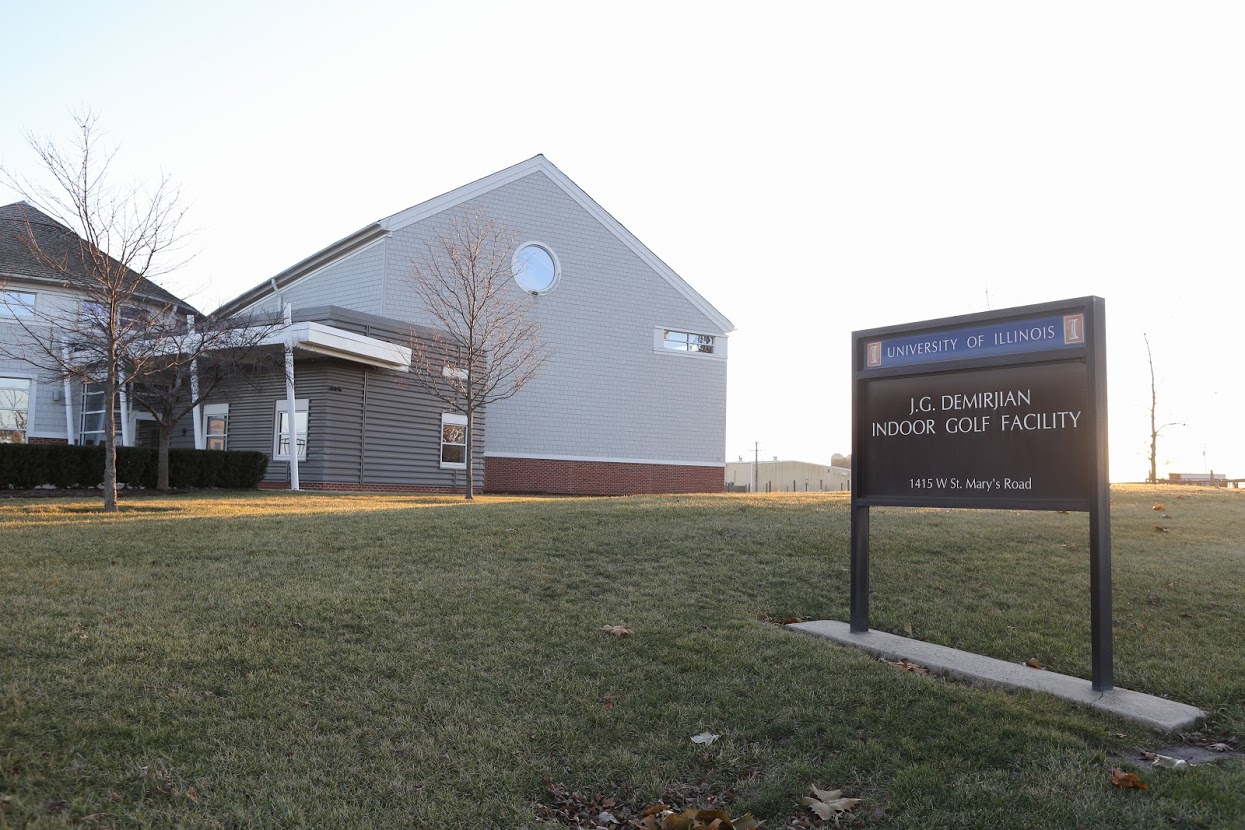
[
  {"left": 1167, "top": 472, "right": 1229, "bottom": 487},
  {"left": 725, "top": 459, "right": 851, "bottom": 493}
]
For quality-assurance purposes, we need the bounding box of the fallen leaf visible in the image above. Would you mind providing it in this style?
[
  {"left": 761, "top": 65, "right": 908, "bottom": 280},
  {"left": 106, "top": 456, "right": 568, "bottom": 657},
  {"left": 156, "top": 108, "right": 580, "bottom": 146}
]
[
  {"left": 691, "top": 732, "right": 720, "bottom": 745},
  {"left": 902, "top": 624, "right": 914, "bottom": 636},
  {"left": 601, "top": 625, "right": 635, "bottom": 637},
  {"left": 804, "top": 785, "right": 862, "bottom": 820},
  {"left": 884, "top": 658, "right": 929, "bottom": 675},
  {"left": 1153, "top": 525, "right": 1169, "bottom": 533},
  {"left": 1209, "top": 743, "right": 1233, "bottom": 752},
  {"left": 1025, "top": 658, "right": 1044, "bottom": 670},
  {"left": 761, "top": 614, "right": 803, "bottom": 625},
  {"left": 186, "top": 787, "right": 200, "bottom": 802},
  {"left": 602, "top": 694, "right": 619, "bottom": 711},
  {"left": 1110, "top": 769, "right": 1148, "bottom": 790},
  {"left": 1153, "top": 504, "right": 1165, "bottom": 511}
]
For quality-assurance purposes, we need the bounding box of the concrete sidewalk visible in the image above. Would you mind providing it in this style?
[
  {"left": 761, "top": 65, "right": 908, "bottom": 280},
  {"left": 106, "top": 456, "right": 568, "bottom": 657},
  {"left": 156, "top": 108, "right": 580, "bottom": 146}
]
[{"left": 787, "top": 619, "right": 1205, "bottom": 732}]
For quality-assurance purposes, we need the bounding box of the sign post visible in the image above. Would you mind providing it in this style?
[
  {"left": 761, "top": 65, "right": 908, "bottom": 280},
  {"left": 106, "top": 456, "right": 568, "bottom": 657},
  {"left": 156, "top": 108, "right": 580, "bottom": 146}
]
[{"left": 851, "top": 297, "right": 1112, "bottom": 690}]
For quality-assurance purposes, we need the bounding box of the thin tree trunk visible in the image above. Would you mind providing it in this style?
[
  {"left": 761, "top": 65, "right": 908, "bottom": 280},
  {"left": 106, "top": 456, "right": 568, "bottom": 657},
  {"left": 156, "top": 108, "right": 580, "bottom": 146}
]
[
  {"left": 157, "top": 421, "right": 172, "bottom": 491},
  {"left": 102, "top": 372, "right": 118, "bottom": 512},
  {"left": 464, "top": 408, "right": 475, "bottom": 500}
]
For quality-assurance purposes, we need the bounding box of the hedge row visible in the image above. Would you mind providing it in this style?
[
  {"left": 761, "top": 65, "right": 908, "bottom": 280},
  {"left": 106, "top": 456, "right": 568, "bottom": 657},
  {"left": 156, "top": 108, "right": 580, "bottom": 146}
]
[{"left": 0, "top": 444, "right": 269, "bottom": 490}]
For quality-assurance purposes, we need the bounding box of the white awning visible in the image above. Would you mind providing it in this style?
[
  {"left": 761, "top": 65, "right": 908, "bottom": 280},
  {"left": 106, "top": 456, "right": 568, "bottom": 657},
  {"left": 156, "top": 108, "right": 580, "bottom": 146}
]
[{"left": 262, "top": 322, "right": 411, "bottom": 371}]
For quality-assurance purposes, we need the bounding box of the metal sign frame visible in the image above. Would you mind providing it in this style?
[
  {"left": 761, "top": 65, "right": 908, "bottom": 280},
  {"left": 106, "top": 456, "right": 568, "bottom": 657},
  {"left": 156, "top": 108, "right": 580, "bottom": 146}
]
[{"left": 850, "top": 297, "right": 1113, "bottom": 690}]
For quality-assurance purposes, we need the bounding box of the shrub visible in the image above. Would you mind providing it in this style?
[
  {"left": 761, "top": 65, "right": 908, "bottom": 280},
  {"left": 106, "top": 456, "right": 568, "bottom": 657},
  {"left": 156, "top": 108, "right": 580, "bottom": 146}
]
[{"left": 0, "top": 444, "right": 268, "bottom": 490}]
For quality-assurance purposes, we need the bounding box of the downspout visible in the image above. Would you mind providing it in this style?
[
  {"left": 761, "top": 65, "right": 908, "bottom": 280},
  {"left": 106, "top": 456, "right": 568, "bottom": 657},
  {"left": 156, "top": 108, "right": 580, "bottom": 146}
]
[
  {"left": 61, "top": 348, "right": 75, "bottom": 445},
  {"left": 358, "top": 369, "right": 368, "bottom": 484},
  {"left": 283, "top": 302, "right": 300, "bottom": 491},
  {"left": 188, "top": 314, "right": 204, "bottom": 449},
  {"left": 118, "top": 370, "right": 131, "bottom": 447}
]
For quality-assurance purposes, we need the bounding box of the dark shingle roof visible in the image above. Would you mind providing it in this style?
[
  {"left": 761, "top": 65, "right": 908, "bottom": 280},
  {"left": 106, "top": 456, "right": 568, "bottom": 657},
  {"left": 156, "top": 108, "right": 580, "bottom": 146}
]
[{"left": 0, "top": 201, "right": 194, "bottom": 312}]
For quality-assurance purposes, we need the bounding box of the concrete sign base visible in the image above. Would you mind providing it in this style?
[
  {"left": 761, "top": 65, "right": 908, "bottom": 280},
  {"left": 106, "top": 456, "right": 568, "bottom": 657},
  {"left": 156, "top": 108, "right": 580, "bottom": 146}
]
[{"left": 788, "top": 619, "right": 1205, "bottom": 733}]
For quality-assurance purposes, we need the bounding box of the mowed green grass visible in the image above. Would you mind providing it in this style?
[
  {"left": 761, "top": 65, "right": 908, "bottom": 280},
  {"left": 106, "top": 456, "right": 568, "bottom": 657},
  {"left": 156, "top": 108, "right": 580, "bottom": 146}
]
[{"left": 0, "top": 486, "right": 1242, "bottom": 828}]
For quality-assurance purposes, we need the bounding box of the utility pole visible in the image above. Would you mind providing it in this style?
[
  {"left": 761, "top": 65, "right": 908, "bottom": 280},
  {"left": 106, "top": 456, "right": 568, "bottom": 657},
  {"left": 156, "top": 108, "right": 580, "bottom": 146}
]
[{"left": 753, "top": 442, "right": 759, "bottom": 494}]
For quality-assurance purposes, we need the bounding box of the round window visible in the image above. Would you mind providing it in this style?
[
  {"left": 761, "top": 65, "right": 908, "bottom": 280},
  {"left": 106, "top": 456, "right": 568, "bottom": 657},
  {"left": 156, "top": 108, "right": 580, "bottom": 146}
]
[{"left": 512, "top": 243, "right": 560, "bottom": 294}]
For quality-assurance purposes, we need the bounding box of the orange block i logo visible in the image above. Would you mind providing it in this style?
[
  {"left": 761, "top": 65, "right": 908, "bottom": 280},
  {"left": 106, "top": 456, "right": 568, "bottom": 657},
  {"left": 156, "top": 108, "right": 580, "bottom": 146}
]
[
  {"left": 1063, "top": 314, "right": 1085, "bottom": 344},
  {"left": 866, "top": 341, "right": 882, "bottom": 367}
]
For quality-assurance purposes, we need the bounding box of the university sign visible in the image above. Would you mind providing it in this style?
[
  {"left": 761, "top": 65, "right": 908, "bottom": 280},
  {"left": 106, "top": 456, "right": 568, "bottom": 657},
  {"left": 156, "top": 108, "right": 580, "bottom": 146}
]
[{"left": 851, "top": 297, "right": 1114, "bottom": 690}]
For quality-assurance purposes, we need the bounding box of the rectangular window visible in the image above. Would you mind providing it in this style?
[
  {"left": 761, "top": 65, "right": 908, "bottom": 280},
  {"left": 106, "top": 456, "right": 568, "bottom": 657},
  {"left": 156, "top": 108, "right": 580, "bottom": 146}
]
[
  {"left": 80, "top": 383, "right": 107, "bottom": 446},
  {"left": 273, "top": 400, "right": 308, "bottom": 461},
  {"left": 1, "top": 290, "right": 36, "bottom": 318},
  {"left": 0, "top": 377, "right": 31, "bottom": 443},
  {"left": 440, "top": 413, "right": 467, "bottom": 468},
  {"left": 80, "top": 302, "right": 145, "bottom": 327},
  {"left": 205, "top": 403, "right": 229, "bottom": 451},
  {"left": 662, "top": 329, "right": 715, "bottom": 354}
]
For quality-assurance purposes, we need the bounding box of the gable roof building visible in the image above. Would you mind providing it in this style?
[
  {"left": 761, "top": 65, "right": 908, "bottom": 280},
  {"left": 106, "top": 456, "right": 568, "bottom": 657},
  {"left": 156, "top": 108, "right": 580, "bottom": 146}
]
[
  {"left": 0, "top": 202, "right": 192, "bottom": 312},
  {"left": 218, "top": 156, "right": 734, "bottom": 495},
  {"left": 1, "top": 201, "right": 203, "bottom": 448}
]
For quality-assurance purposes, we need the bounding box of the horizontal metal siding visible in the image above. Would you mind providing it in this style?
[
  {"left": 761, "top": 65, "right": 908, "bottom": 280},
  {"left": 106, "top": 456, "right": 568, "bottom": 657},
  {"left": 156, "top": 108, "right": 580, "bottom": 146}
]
[
  {"left": 199, "top": 360, "right": 483, "bottom": 490},
  {"left": 358, "top": 366, "right": 485, "bottom": 490},
  {"left": 315, "top": 363, "right": 365, "bottom": 484}
]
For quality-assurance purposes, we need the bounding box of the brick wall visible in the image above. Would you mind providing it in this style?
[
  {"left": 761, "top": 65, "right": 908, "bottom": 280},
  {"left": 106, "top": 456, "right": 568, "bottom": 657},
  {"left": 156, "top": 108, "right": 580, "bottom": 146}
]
[
  {"left": 28, "top": 437, "right": 69, "bottom": 445},
  {"left": 484, "top": 456, "right": 722, "bottom": 495},
  {"left": 258, "top": 480, "right": 468, "bottom": 494}
]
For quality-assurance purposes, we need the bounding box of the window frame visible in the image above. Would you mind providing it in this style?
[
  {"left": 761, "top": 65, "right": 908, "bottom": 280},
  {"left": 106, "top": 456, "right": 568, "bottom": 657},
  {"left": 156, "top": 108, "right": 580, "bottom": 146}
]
[
  {"left": 511, "top": 242, "right": 561, "bottom": 295},
  {"left": 205, "top": 403, "right": 229, "bottom": 451},
  {"left": 653, "top": 327, "right": 724, "bottom": 359},
  {"left": 1, "top": 290, "right": 36, "bottom": 319},
  {"left": 272, "top": 399, "right": 308, "bottom": 461},
  {"left": 0, "top": 376, "right": 32, "bottom": 444},
  {"left": 440, "top": 412, "right": 468, "bottom": 469},
  {"left": 80, "top": 382, "right": 108, "bottom": 446}
]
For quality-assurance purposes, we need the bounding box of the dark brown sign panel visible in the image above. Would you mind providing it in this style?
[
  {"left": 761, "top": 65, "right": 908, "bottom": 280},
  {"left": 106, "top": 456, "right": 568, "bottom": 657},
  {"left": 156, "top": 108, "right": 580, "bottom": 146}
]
[{"left": 858, "top": 362, "right": 1090, "bottom": 508}]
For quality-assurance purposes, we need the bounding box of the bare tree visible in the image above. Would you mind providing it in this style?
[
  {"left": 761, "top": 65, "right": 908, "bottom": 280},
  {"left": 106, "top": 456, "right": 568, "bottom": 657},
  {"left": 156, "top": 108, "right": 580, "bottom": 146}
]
[
  {"left": 0, "top": 112, "right": 191, "bottom": 511},
  {"left": 1144, "top": 333, "right": 1184, "bottom": 484},
  {"left": 406, "top": 210, "right": 550, "bottom": 499},
  {"left": 123, "top": 312, "right": 284, "bottom": 490}
]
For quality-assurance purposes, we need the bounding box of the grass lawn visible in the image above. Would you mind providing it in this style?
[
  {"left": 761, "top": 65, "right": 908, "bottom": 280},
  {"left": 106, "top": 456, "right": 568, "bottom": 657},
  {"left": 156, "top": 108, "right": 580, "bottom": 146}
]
[{"left": 1, "top": 485, "right": 1243, "bottom": 828}]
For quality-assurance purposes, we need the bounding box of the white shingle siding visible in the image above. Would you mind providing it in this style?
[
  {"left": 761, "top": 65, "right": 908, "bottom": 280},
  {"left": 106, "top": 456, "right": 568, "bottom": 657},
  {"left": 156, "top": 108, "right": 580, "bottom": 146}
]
[
  {"left": 262, "top": 239, "right": 387, "bottom": 317},
  {"left": 379, "top": 170, "right": 730, "bottom": 465},
  {"left": 0, "top": 284, "right": 83, "bottom": 441}
]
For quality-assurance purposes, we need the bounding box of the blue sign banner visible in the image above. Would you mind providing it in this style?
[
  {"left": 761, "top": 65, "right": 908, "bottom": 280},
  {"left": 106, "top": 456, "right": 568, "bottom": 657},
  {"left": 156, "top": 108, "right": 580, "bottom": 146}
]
[{"left": 863, "top": 312, "right": 1086, "bottom": 370}]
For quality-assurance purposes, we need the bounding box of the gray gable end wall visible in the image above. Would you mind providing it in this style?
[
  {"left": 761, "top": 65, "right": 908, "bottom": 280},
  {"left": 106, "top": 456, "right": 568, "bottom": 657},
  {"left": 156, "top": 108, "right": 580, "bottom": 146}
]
[{"left": 380, "top": 170, "right": 728, "bottom": 466}]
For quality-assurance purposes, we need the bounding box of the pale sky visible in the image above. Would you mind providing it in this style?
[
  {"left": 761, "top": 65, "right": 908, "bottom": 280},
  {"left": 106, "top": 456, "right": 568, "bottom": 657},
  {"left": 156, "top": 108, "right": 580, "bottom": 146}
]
[{"left": 3, "top": 1, "right": 1242, "bottom": 483}]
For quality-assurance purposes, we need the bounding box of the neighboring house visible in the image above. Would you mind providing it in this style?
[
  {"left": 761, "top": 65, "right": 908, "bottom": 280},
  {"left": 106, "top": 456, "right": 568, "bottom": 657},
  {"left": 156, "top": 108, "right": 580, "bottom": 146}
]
[
  {"left": 1, "top": 203, "right": 456, "bottom": 495},
  {"left": 725, "top": 459, "right": 852, "bottom": 494},
  {"left": 216, "top": 155, "right": 735, "bottom": 495},
  {"left": 0, "top": 202, "right": 194, "bottom": 447}
]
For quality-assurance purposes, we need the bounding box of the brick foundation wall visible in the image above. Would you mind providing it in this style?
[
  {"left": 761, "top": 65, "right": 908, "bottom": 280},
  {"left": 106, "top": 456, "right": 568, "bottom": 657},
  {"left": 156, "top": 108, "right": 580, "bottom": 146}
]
[
  {"left": 258, "top": 481, "right": 466, "bottom": 494},
  {"left": 28, "top": 437, "right": 69, "bottom": 445},
  {"left": 484, "top": 456, "right": 724, "bottom": 496}
]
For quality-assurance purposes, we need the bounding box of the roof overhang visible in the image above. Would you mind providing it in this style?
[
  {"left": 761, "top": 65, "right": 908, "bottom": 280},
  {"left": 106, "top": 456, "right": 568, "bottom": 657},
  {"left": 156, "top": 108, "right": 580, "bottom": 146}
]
[{"left": 262, "top": 321, "right": 411, "bottom": 371}]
